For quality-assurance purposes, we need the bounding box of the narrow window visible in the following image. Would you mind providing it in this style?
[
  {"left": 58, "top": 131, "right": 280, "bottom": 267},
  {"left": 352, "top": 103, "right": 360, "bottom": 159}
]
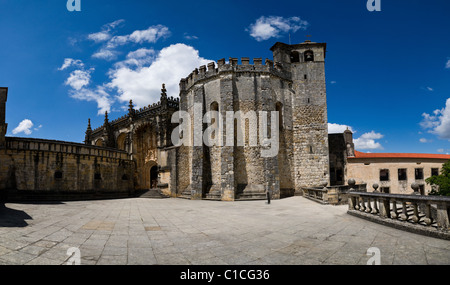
[
  {"left": 309, "top": 145, "right": 313, "bottom": 154},
  {"left": 122, "top": 174, "right": 129, "bottom": 181},
  {"left": 94, "top": 173, "right": 102, "bottom": 180},
  {"left": 415, "top": 168, "right": 424, "bottom": 180},
  {"left": 275, "top": 102, "right": 283, "bottom": 130},
  {"left": 398, "top": 169, "right": 407, "bottom": 181},
  {"left": 431, "top": 168, "right": 439, "bottom": 176},
  {"left": 304, "top": 74, "right": 307, "bottom": 80},
  {"left": 380, "top": 169, "right": 389, "bottom": 181}
]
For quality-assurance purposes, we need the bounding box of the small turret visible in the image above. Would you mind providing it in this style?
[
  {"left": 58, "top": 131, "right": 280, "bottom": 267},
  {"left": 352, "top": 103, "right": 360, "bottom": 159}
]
[
  {"left": 84, "top": 118, "right": 92, "bottom": 145},
  {"left": 160, "top": 83, "right": 168, "bottom": 111},
  {"left": 128, "top": 100, "right": 135, "bottom": 119}
]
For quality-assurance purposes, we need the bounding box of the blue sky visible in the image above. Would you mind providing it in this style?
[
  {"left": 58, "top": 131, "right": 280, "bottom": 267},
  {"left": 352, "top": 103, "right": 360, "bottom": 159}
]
[{"left": 0, "top": 0, "right": 449, "bottom": 154}]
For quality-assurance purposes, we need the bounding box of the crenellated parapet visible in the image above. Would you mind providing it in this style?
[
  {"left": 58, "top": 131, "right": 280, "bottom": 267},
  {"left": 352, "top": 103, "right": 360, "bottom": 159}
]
[{"left": 179, "top": 57, "right": 292, "bottom": 93}]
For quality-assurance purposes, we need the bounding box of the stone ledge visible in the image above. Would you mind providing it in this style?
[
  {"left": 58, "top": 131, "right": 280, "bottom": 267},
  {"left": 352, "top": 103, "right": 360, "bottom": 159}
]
[{"left": 347, "top": 210, "right": 450, "bottom": 241}]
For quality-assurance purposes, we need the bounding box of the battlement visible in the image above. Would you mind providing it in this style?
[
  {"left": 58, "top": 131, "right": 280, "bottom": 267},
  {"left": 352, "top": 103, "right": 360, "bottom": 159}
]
[
  {"left": 5, "top": 136, "right": 129, "bottom": 159},
  {"left": 180, "top": 57, "right": 292, "bottom": 92}
]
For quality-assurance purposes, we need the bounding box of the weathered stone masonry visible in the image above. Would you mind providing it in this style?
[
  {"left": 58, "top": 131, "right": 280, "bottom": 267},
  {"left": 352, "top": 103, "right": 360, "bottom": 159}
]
[{"left": 176, "top": 41, "right": 330, "bottom": 200}]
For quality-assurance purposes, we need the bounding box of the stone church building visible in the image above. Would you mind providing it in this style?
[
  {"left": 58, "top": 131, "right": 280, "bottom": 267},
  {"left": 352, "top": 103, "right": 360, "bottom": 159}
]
[
  {"left": 1, "top": 40, "right": 335, "bottom": 201},
  {"left": 85, "top": 40, "right": 330, "bottom": 201}
]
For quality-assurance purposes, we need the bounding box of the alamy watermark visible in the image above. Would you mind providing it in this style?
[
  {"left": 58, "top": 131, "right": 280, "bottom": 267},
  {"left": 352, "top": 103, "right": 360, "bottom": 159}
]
[
  {"left": 67, "top": 0, "right": 81, "bottom": 12},
  {"left": 366, "top": 247, "right": 381, "bottom": 265},
  {"left": 367, "top": 0, "right": 381, "bottom": 12},
  {"left": 66, "top": 247, "right": 81, "bottom": 265},
  {"left": 171, "top": 103, "right": 279, "bottom": 158}
]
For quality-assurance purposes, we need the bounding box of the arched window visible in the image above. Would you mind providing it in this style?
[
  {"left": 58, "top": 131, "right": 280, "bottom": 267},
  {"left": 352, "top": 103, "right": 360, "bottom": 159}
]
[
  {"left": 304, "top": 50, "right": 314, "bottom": 62},
  {"left": 210, "top": 102, "right": 219, "bottom": 140},
  {"left": 290, "top": 51, "right": 300, "bottom": 63},
  {"left": 275, "top": 102, "right": 283, "bottom": 130}
]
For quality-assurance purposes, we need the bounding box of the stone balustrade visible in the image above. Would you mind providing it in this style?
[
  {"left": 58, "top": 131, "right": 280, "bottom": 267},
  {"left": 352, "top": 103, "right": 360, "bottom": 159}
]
[
  {"left": 302, "top": 183, "right": 367, "bottom": 205},
  {"left": 347, "top": 182, "right": 450, "bottom": 240}
]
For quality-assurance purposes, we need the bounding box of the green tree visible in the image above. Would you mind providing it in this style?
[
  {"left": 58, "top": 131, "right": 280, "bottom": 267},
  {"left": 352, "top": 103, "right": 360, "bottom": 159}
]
[{"left": 426, "top": 160, "right": 450, "bottom": 196}]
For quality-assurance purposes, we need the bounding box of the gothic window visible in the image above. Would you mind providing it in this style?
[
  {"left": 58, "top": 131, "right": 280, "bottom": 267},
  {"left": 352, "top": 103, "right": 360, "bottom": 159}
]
[
  {"left": 290, "top": 51, "right": 300, "bottom": 63},
  {"left": 304, "top": 50, "right": 314, "bottom": 62},
  {"left": 210, "top": 102, "right": 219, "bottom": 140}
]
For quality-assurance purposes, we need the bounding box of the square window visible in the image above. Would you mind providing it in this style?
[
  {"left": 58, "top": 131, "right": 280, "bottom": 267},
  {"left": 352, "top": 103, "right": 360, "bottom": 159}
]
[
  {"left": 415, "top": 168, "right": 424, "bottom": 180},
  {"left": 380, "top": 169, "right": 389, "bottom": 181},
  {"left": 398, "top": 169, "right": 407, "bottom": 181},
  {"left": 431, "top": 168, "right": 439, "bottom": 176}
]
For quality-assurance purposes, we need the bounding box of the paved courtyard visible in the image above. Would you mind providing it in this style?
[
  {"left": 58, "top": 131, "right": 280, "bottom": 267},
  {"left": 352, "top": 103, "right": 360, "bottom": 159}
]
[{"left": 0, "top": 196, "right": 449, "bottom": 265}]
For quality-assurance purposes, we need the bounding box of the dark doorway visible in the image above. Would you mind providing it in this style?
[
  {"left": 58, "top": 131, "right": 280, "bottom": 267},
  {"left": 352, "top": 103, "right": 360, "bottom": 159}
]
[{"left": 150, "top": 166, "right": 158, "bottom": 189}]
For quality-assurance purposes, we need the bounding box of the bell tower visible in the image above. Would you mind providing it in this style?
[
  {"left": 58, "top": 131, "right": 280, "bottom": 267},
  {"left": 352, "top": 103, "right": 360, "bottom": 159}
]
[
  {"left": 271, "top": 40, "right": 330, "bottom": 191},
  {"left": 0, "top": 87, "right": 8, "bottom": 148}
]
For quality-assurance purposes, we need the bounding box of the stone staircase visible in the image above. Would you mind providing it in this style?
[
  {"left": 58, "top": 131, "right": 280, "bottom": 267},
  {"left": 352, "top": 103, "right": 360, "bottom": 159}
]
[{"left": 136, "top": 189, "right": 169, "bottom": 199}]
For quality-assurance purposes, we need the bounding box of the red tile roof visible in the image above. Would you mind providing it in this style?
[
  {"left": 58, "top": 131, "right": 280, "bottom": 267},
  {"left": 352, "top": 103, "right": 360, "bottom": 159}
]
[{"left": 350, "top": 150, "right": 450, "bottom": 160}]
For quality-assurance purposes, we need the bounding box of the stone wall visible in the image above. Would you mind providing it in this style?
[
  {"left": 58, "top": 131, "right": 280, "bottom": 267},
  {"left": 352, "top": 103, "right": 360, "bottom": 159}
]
[
  {"left": 347, "top": 158, "right": 447, "bottom": 195},
  {"left": 0, "top": 137, "right": 134, "bottom": 201}
]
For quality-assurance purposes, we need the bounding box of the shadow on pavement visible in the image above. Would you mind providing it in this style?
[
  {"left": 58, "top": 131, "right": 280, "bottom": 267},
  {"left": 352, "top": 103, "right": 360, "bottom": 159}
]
[{"left": 0, "top": 203, "right": 32, "bottom": 227}]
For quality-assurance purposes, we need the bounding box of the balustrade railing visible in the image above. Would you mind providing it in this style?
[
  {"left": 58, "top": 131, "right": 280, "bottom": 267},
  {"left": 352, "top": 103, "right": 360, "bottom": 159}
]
[{"left": 347, "top": 180, "right": 450, "bottom": 240}]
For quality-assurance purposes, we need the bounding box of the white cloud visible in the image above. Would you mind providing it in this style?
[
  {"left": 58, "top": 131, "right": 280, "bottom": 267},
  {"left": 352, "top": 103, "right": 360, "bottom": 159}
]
[
  {"left": 446, "top": 59, "right": 450, "bottom": 69},
  {"left": 58, "top": 58, "right": 84, "bottom": 71},
  {"left": 419, "top": 138, "right": 432, "bottom": 143},
  {"left": 426, "top": 87, "right": 434, "bottom": 91},
  {"left": 69, "top": 86, "right": 113, "bottom": 115},
  {"left": 330, "top": 81, "right": 337, "bottom": 84},
  {"left": 88, "top": 31, "right": 111, "bottom": 43},
  {"left": 92, "top": 25, "right": 170, "bottom": 61},
  {"left": 87, "top": 19, "right": 125, "bottom": 43},
  {"left": 247, "top": 16, "right": 309, "bottom": 41},
  {"left": 420, "top": 98, "right": 450, "bottom": 139},
  {"left": 437, "top": 148, "right": 444, "bottom": 153},
  {"left": 353, "top": 131, "right": 384, "bottom": 150},
  {"left": 12, "top": 119, "right": 34, "bottom": 135},
  {"left": 92, "top": 48, "right": 118, "bottom": 60},
  {"left": 108, "top": 43, "right": 213, "bottom": 108},
  {"left": 184, "top": 33, "right": 198, "bottom": 40},
  {"left": 34, "top": 124, "right": 43, "bottom": 131},
  {"left": 65, "top": 68, "right": 94, "bottom": 91},
  {"left": 114, "top": 48, "right": 156, "bottom": 69},
  {"left": 328, "top": 123, "right": 354, "bottom": 134}
]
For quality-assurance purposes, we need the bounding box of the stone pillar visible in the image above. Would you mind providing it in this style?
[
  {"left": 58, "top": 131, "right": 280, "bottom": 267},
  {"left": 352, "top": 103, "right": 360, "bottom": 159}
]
[
  {"left": 0, "top": 87, "right": 8, "bottom": 148},
  {"left": 436, "top": 202, "right": 450, "bottom": 229},
  {"left": 190, "top": 86, "right": 205, "bottom": 200},
  {"left": 220, "top": 74, "right": 235, "bottom": 201}
]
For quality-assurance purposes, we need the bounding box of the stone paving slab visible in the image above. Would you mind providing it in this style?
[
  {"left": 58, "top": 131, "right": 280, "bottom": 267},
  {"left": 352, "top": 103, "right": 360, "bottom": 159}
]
[{"left": 0, "top": 197, "right": 449, "bottom": 265}]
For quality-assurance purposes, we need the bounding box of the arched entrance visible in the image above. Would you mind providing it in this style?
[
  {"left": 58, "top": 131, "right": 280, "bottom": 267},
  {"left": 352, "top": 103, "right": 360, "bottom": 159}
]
[{"left": 150, "top": 165, "right": 158, "bottom": 189}]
